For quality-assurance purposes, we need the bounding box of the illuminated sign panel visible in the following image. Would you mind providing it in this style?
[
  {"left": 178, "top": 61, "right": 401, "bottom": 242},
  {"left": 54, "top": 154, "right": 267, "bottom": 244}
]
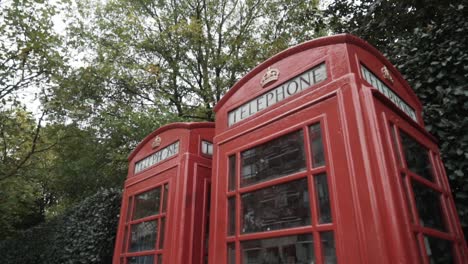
[
  {"left": 228, "top": 63, "right": 327, "bottom": 126},
  {"left": 360, "top": 65, "right": 417, "bottom": 121},
  {"left": 135, "top": 141, "right": 179, "bottom": 173}
]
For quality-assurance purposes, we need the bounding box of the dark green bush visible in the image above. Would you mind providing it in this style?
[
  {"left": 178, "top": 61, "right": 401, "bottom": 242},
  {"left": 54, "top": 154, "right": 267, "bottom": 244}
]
[
  {"left": 0, "top": 188, "right": 122, "bottom": 264},
  {"left": 385, "top": 4, "right": 468, "bottom": 237}
]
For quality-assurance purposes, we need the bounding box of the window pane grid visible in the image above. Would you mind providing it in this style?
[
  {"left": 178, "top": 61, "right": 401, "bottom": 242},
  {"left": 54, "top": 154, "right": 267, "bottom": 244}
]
[
  {"left": 240, "top": 130, "right": 306, "bottom": 187},
  {"left": 236, "top": 170, "right": 309, "bottom": 194},
  {"left": 133, "top": 187, "right": 162, "bottom": 220},
  {"left": 400, "top": 131, "right": 435, "bottom": 182},
  {"left": 128, "top": 213, "right": 167, "bottom": 225},
  {"left": 241, "top": 178, "right": 311, "bottom": 234},
  {"left": 407, "top": 171, "right": 444, "bottom": 193},
  {"left": 122, "top": 183, "right": 169, "bottom": 259},
  {"left": 412, "top": 180, "right": 447, "bottom": 231},
  {"left": 226, "top": 123, "right": 337, "bottom": 264},
  {"left": 392, "top": 126, "right": 456, "bottom": 262}
]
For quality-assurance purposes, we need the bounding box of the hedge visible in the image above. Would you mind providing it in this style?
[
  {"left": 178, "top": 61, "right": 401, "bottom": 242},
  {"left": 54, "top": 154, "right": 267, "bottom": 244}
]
[{"left": 0, "top": 188, "right": 122, "bottom": 264}]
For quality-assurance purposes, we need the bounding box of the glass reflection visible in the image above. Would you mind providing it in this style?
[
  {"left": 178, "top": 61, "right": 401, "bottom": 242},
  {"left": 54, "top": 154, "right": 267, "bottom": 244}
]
[
  {"left": 321, "top": 232, "right": 337, "bottom": 264},
  {"left": 228, "top": 243, "right": 236, "bottom": 264},
  {"left": 309, "top": 123, "right": 325, "bottom": 167},
  {"left": 229, "top": 155, "right": 237, "bottom": 191},
  {"left": 400, "top": 131, "right": 434, "bottom": 181},
  {"left": 315, "top": 173, "right": 332, "bottom": 224},
  {"left": 241, "top": 130, "right": 306, "bottom": 187},
  {"left": 127, "top": 255, "right": 154, "bottom": 264},
  {"left": 129, "top": 221, "right": 157, "bottom": 252},
  {"left": 424, "top": 236, "right": 454, "bottom": 264},
  {"left": 134, "top": 187, "right": 161, "bottom": 220},
  {"left": 242, "top": 178, "right": 310, "bottom": 233},
  {"left": 242, "top": 234, "right": 314, "bottom": 264},
  {"left": 228, "top": 197, "right": 236, "bottom": 235},
  {"left": 126, "top": 197, "right": 133, "bottom": 222},
  {"left": 412, "top": 181, "right": 446, "bottom": 231}
]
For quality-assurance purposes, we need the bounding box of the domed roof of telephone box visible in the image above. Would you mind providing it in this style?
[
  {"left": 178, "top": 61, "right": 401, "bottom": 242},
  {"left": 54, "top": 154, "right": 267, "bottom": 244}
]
[{"left": 214, "top": 34, "right": 421, "bottom": 113}]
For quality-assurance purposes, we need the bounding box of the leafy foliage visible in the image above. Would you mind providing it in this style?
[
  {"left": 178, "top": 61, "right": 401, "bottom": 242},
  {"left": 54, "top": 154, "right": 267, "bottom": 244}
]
[
  {"left": 327, "top": 1, "right": 468, "bottom": 236},
  {"left": 0, "top": 0, "right": 64, "bottom": 105},
  {"left": 54, "top": 0, "right": 325, "bottom": 122},
  {"left": 0, "top": 188, "right": 121, "bottom": 264},
  {"left": 386, "top": 4, "right": 468, "bottom": 235}
]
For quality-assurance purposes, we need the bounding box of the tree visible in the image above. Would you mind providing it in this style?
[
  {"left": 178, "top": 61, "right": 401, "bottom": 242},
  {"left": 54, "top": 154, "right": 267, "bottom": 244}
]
[
  {"left": 0, "top": 107, "right": 48, "bottom": 238},
  {"left": 326, "top": 0, "right": 460, "bottom": 51},
  {"left": 0, "top": 0, "right": 64, "bottom": 105},
  {"left": 53, "top": 0, "right": 325, "bottom": 123},
  {"left": 326, "top": 1, "right": 468, "bottom": 237}
]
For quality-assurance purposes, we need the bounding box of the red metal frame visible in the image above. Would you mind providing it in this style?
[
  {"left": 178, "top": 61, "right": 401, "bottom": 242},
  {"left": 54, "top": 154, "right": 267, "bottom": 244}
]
[
  {"left": 210, "top": 34, "right": 467, "bottom": 264},
  {"left": 113, "top": 122, "right": 214, "bottom": 264},
  {"left": 113, "top": 34, "right": 467, "bottom": 264}
]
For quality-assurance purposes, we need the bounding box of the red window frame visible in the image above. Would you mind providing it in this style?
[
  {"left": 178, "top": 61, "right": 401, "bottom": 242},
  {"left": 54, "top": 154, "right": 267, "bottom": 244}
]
[
  {"left": 120, "top": 182, "right": 169, "bottom": 264},
  {"left": 388, "top": 121, "right": 465, "bottom": 263},
  {"left": 225, "top": 117, "right": 338, "bottom": 264}
]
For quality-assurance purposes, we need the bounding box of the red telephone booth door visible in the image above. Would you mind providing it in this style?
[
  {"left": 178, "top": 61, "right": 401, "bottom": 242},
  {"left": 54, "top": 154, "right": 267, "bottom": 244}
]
[
  {"left": 210, "top": 91, "right": 363, "bottom": 264},
  {"left": 118, "top": 170, "right": 173, "bottom": 264},
  {"left": 374, "top": 99, "right": 468, "bottom": 263}
]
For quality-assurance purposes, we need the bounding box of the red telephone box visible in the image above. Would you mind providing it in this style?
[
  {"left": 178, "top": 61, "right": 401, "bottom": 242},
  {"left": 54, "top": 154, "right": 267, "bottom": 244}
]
[
  {"left": 209, "top": 34, "right": 467, "bottom": 264},
  {"left": 113, "top": 122, "right": 214, "bottom": 264}
]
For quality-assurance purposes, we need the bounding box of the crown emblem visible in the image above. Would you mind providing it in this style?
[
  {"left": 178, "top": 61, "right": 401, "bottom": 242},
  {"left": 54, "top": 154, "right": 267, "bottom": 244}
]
[
  {"left": 152, "top": 136, "right": 162, "bottom": 149},
  {"left": 381, "top": 66, "right": 393, "bottom": 83},
  {"left": 261, "top": 67, "right": 280, "bottom": 87}
]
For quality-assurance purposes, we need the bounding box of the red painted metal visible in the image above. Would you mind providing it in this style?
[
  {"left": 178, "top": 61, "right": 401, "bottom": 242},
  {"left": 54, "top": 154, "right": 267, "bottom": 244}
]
[
  {"left": 209, "top": 34, "right": 467, "bottom": 264},
  {"left": 113, "top": 122, "right": 214, "bottom": 264},
  {"left": 113, "top": 34, "right": 467, "bottom": 264}
]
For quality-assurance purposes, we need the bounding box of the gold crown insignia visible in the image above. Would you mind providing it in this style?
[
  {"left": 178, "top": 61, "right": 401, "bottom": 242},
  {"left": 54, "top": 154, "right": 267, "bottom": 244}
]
[
  {"left": 152, "top": 136, "right": 162, "bottom": 149},
  {"left": 381, "top": 66, "right": 393, "bottom": 83},
  {"left": 261, "top": 67, "right": 280, "bottom": 87}
]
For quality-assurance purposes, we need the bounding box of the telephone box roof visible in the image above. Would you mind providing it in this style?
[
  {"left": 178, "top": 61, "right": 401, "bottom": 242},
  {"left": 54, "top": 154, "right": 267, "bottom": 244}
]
[
  {"left": 214, "top": 34, "right": 422, "bottom": 112},
  {"left": 128, "top": 122, "right": 215, "bottom": 161}
]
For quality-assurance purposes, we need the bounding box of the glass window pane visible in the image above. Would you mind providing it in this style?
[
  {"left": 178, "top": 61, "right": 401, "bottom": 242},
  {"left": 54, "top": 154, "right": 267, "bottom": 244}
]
[
  {"left": 424, "top": 236, "right": 454, "bottom": 264},
  {"left": 127, "top": 255, "right": 154, "bottom": 264},
  {"left": 126, "top": 197, "right": 133, "bottom": 222},
  {"left": 241, "top": 130, "right": 306, "bottom": 187},
  {"left": 202, "top": 141, "right": 213, "bottom": 156},
  {"left": 129, "top": 221, "right": 157, "bottom": 252},
  {"left": 412, "top": 181, "right": 446, "bottom": 231},
  {"left": 134, "top": 187, "right": 161, "bottom": 219},
  {"left": 227, "top": 242, "right": 236, "bottom": 264},
  {"left": 158, "top": 217, "right": 165, "bottom": 249},
  {"left": 400, "top": 131, "right": 434, "bottom": 181},
  {"left": 321, "top": 232, "right": 337, "bottom": 264},
  {"left": 309, "top": 123, "right": 325, "bottom": 167},
  {"left": 241, "top": 178, "right": 310, "bottom": 233},
  {"left": 241, "top": 234, "right": 314, "bottom": 264},
  {"left": 162, "top": 184, "right": 168, "bottom": 213},
  {"left": 315, "top": 173, "right": 332, "bottom": 224},
  {"left": 229, "top": 155, "right": 236, "bottom": 191},
  {"left": 228, "top": 197, "right": 236, "bottom": 235}
]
